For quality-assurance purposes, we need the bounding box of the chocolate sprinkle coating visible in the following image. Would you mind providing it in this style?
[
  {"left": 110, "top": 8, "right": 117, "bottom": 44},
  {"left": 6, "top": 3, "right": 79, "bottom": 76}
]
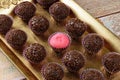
[
  {"left": 28, "top": 16, "right": 49, "bottom": 35},
  {"left": 80, "top": 69, "right": 105, "bottom": 80},
  {"left": 82, "top": 33, "right": 104, "bottom": 55},
  {"left": 66, "top": 18, "right": 87, "bottom": 39},
  {"left": 0, "top": 14, "right": 13, "bottom": 34},
  {"left": 49, "top": 2, "right": 70, "bottom": 22},
  {"left": 62, "top": 50, "right": 85, "bottom": 73},
  {"left": 14, "top": 1, "right": 36, "bottom": 22},
  {"left": 5, "top": 29, "right": 27, "bottom": 50},
  {"left": 41, "top": 62, "right": 64, "bottom": 80},
  {"left": 102, "top": 52, "right": 120, "bottom": 73},
  {"left": 36, "top": 0, "right": 59, "bottom": 8},
  {"left": 23, "top": 43, "right": 46, "bottom": 64}
]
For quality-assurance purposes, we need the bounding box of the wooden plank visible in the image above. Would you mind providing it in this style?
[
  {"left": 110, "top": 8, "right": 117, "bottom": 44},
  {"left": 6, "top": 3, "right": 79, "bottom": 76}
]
[
  {"left": 74, "top": 0, "right": 120, "bottom": 18},
  {"left": 99, "top": 13, "right": 120, "bottom": 38},
  {"left": 0, "top": 50, "right": 25, "bottom": 80}
]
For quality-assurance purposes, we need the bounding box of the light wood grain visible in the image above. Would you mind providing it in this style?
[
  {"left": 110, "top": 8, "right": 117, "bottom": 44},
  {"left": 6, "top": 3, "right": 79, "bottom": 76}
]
[
  {"left": 75, "top": 0, "right": 120, "bottom": 18},
  {"left": 0, "top": 50, "right": 25, "bottom": 80},
  {"left": 100, "top": 13, "right": 120, "bottom": 38}
]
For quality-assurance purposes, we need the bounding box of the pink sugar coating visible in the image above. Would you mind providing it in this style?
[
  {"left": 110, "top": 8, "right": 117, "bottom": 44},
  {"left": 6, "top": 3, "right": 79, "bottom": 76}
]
[{"left": 49, "top": 33, "right": 70, "bottom": 48}]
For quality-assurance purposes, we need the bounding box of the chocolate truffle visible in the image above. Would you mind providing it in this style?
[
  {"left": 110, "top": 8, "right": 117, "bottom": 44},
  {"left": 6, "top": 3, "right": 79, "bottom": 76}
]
[
  {"left": 23, "top": 43, "right": 46, "bottom": 64},
  {"left": 41, "top": 62, "right": 64, "bottom": 80},
  {"left": 62, "top": 50, "right": 85, "bottom": 73},
  {"left": 5, "top": 29, "right": 27, "bottom": 50},
  {"left": 48, "top": 32, "right": 71, "bottom": 53},
  {"left": 49, "top": 2, "right": 70, "bottom": 22},
  {"left": 80, "top": 69, "right": 105, "bottom": 80},
  {"left": 102, "top": 52, "right": 120, "bottom": 74},
  {"left": 82, "top": 33, "right": 104, "bottom": 55},
  {"left": 36, "top": 0, "right": 59, "bottom": 8},
  {"left": 28, "top": 15, "right": 49, "bottom": 35},
  {"left": 65, "top": 18, "right": 87, "bottom": 39},
  {"left": 14, "top": 1, "right": 36, "bottom": 22},
  {"left": 0, "top": 14, "right": 13, "bottom": 34}
]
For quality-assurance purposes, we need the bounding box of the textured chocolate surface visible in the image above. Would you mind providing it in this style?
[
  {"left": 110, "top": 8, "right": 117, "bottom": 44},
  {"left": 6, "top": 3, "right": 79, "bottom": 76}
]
[
  {"left": 23, "top": 43, "right": 46, "bottom": 64},
  {"left": 29, "top": 15, "right": 49, "bottom": 35},
  {"left": 49, "top": 2, "right": 70, "bottom": 22},
  {"left": 62, "top": 50, "right": 85, "bottom": 73},
  {"left": 5, "top": 29, "right": 27, "bottom": 50},
  {"left": 66, "top": 18, "right": 87, "bottom": 39},
  {"left": 102, "top": 52, "right": 120, "bottom": 73},
  {"left": 82, "top": 33, "right": 104, "bottom": 55},
  {"left": 36, "top": 0, "right": 59, "bottom": 8},
  {"left": 0, "top": 14, "right": 13, "bottom": 34},
  {"left": 41, "top": 62, "right": 64, "bottom": 80},
  {"left": 80, "top": 69, "right": 105, "bottom": 80},
  {"left": 14, "top": 1, "right": 36, "bottom": 22}
]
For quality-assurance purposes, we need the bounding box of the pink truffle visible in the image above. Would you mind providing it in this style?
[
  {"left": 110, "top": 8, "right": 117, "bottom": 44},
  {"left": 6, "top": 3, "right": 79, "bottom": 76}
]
[
  {"left": 48, "top": 32, "right": 71, "bottom": 53},
  {"left": 49, "top": 33, "right": 70, "bottom": 48}
]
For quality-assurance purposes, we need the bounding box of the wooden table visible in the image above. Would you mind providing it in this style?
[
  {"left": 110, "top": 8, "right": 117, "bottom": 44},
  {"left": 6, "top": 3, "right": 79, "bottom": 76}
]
[{"left": 0, "top": 0, "right": 120, "bottom": 80}]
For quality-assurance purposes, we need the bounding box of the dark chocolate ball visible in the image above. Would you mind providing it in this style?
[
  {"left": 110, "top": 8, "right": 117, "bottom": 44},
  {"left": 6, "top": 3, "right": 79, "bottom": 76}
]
[
  {"left": 28, "top": 15, "right": 49, "bottom": 35},
  {"left": 23, "top": 43, "right": 46, "bottom": 64},
  {"left": 41, "top": 62, "right": 64, "bottom": 80},
  {"left": 82, "top": 33, "right": 104, "bottom": 55},
  {"left": 49, "top": 2, "right": 70, "bottom": 22},
  {"left": 14, "top": 1, "right": 36, "bottom": 22},
  {"left": 66, "top": 18, "right": 87, "bottom": 39},
  {"left": 80, "top": 69, "right": 105, "bottom": 80},
  {"left": 36, "top": 0, "right": 59, "bottom": 8},
  {"left": 62, "top": 50, "right": 85, "bottom": 73},
  {"left": 5, "top": 29, "right": 27, "bottom": 50},
  {"left": 102, "top": 52, "right": 120, "bottom": 73},
  {"left": 0, "top": 14, "right": 13, "bottom": 34}
]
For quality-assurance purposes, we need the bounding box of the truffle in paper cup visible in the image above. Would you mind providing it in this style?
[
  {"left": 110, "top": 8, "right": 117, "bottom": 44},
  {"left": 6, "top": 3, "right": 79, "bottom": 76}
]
[
  {"left": 48, "top": 32, "right": 71, "bottom": 54},
  {"left": 82, "top": 33, "right": 104, "bottom": 56}
]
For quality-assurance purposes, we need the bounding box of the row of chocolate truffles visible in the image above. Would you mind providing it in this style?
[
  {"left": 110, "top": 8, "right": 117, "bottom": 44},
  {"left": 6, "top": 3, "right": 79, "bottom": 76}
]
[
  {"left": 48, "top": 32, "right": 104, "bottom": 56},
  {"left": 0, "top": 4, "right": 104, "bottom": 56},
  {"left": 0, "top": 17, "right": 110, "bottom": 59},
  {"left": 3, "top": 29, "right": 120, "bottom": 79},
  {"left": 28, "top": 16, "right": 87, "bottom": 39},
  {"left": 21, "top": 41, "right": 104, "bottom": 80},
  {"left": 0, "top": 13, "right": 87, "bottom": 42},
  {"left": 23, "top": 45, "right": 120, "bottom": 80},
  {"left": 14, "top": 1, "right": 70, "bottom": 23},
  {"left": 47, "top": 32, "right": 120, "bottom": 77},
  {"left": 0, "top": 1, "right": 87, "bottom": 40},
  {"left": 41, "top": 63, "right": 105, "bottom": 80},
  {"left": 0, "top": 14, "right": 88, "bottom": 52},
  {"left": 12, "top": 1, "right": 70, "bottom": 36}
]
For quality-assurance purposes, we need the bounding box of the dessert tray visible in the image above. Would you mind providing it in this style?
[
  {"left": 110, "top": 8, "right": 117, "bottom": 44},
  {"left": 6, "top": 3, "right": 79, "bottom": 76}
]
[{"left": 0, "top": 0, "right": 120, "bottom": 80}]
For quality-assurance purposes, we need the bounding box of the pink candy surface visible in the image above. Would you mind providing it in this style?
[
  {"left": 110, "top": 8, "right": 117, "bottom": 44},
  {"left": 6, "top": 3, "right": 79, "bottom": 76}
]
[{"left": 49, "top": 32, "right": 70, "bottom": 48}]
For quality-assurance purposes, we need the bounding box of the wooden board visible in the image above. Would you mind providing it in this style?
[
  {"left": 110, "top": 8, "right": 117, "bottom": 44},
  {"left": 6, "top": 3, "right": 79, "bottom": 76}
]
[
  {"left": 0, "top": 50, "right": 25, "bottom": 80},
  {"left": 75, "top": 0, "right": 120, "bottom": 18},
  {"left": 99, "top": 13, "right": 120, "bottom": 38}
]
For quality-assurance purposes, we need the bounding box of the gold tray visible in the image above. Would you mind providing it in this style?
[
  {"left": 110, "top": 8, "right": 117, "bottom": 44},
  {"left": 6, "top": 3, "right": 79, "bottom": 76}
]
[{"left": 0, "top": 0, "right": 120, "bottom": 80}]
